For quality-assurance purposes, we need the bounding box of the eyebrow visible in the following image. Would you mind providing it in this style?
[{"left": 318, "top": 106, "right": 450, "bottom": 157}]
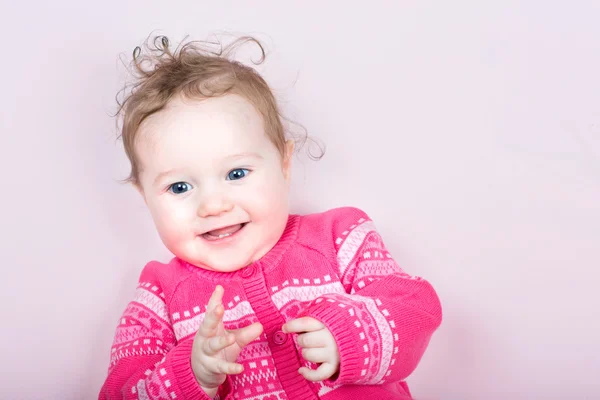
[
  {"left": 224, "top": 152, "right": 264, "bottom": 161},
  {"left": 152, "top": 153, "right": 264, "bottom": 185},
  {"left": 153, "top": 168, "right": 182, "bottom": 186}
]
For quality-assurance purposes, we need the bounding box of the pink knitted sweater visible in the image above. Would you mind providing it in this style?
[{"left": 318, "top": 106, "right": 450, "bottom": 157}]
[{"left": 99, "top": 207, "right": 442, "bottom": 400}]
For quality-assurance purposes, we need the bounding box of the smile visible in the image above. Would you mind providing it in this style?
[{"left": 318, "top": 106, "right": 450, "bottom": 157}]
[{"left": 201, "top": 222, "right": 248, "bottom": 242}]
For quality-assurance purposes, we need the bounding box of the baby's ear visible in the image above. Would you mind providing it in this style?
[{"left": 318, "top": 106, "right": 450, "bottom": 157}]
[{"left": 282, "top": 139, "right": 295, "bottom": 181}]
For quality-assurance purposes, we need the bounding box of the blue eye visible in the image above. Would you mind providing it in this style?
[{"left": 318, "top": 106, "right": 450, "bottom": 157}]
[
  {"left": 168, "top": 182, "right": 193, "bottom": 194},
  {"left": 227, "top": 168, "right": 250, "bottom": 181}
]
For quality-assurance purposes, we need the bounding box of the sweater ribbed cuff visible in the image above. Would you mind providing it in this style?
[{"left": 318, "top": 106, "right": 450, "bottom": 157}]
[
  {"left": 170, "top": 339, "right": 232, "bottom": 399},
  {"left": 303, "top": 302, "right": 362, "bottom": 384}
]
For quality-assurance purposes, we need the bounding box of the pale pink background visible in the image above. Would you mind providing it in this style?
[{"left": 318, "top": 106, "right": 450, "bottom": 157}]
[{"left": 1, "top": 2, "right": 599, "bottom": 399}]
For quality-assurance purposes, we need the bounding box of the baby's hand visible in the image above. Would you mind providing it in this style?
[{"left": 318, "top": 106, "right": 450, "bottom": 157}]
[
  {"left": 282, "top": 317, "right": 340, "bottom": 381},
  {"left": 191, "top": 285, "right": 263, "bottom": 397}
]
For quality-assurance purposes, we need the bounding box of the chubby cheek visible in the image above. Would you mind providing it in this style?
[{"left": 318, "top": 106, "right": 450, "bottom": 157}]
[
  {"left": 252, "top": 176, "right": 289, "bottom": 217},
  {"left": 151, "top": 199, "right": 196, "bottom": 245}
]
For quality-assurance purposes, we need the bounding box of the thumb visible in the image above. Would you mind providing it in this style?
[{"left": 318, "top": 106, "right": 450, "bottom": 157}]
[{"left": 232, "top": 322, "right": 263, "bottom": 348}]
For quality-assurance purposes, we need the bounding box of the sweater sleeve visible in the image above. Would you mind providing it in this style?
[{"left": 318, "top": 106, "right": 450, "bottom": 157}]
[
  {"left": 301, "top": 207, "right": 442, "bottom": 386},
  {"left": 98, "top": 265, "right": 232, "bottom": 400}
]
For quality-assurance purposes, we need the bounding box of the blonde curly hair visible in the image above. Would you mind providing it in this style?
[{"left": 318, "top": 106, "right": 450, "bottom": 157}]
[{"left": 114, "top": 34, "right": 321, "bottom": 187}]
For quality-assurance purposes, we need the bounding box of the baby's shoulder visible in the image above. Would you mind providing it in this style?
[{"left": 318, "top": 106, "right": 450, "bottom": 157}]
[
  {"left": 136, "top": 257, "right": 194, "bottom": 296},
  {"left": 299, "top": 206, "right": 371, "bottom": 230},
  {"left": 296, "top": 206, "right": 373, "bottom": 250}
]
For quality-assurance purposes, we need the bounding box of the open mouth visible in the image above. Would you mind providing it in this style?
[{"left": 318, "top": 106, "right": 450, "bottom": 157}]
[{"left": 201, "top": 222, "right": 248, "bottom": 241}]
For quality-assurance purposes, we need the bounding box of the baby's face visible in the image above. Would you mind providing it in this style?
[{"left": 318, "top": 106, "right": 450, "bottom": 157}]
[{"left": 135, "top": 94, "right": 293, "bottom": 272}]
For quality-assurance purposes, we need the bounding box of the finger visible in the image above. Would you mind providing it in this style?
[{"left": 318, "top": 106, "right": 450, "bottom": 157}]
[
  {"left": 207, "top": 285, "right": 224, "bottom": 311},
  {"left": 297, "top": 330, "right": 330, "bottom": 348},
  {"left": 203, "top": 332, "right": 235, "bottom": 356},
  {"left": 197, "top": 304, "right": 224, "bottom": 338},
  {"left": 217, "top": 360, "right": 244, "bottom": 375},
  {"left": 205, "top": 358, "right": 244, "bottom": 375},
  {"left": 283, "top": 317, "right": 325, "bottom": 333},
  {"left": 233, "top": 322, "right": 263, "bottom": 348},
  {"left": 301, "top": 347, "right": 330, "bottom": 364},
  {"left": 299, "top": 363, "right": 338, "bottom": 382}
]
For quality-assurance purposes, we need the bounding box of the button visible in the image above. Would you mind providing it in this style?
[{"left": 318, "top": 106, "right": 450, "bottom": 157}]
[
  {"left": 241, "top": 266, "right": 255, "bottom": 278},
  {"left": 272, "top": 330, "right": 288, "bottom": 345}
]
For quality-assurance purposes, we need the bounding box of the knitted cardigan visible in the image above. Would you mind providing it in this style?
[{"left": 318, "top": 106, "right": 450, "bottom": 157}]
[{"left": 99, "top": 207, "right": 442, "bottom": 400}]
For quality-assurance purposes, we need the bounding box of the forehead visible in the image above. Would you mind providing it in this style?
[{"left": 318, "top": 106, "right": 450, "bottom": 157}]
[{"left": 136, "top": 94, "right": 273, "bottom": 169}]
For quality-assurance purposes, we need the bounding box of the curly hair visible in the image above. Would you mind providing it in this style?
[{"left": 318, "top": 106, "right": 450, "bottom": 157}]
[{"left": 114, "top": 34, "right": 321, "bottom": 186}]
